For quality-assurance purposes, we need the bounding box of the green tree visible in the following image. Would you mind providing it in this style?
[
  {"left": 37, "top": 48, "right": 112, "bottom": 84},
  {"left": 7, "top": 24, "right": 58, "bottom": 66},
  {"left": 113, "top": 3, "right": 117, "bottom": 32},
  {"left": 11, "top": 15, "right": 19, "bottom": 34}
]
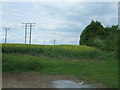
[{"left": 80, "top": 20, "right": 118, "bottom": 51}]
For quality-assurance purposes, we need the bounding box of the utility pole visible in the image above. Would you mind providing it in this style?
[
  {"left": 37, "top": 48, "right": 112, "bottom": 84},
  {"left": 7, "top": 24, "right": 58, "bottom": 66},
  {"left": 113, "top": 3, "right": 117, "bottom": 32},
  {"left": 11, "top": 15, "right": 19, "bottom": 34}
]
[
  {"left": 43, "top": 41, "right": 45, "bottom": 45},
  {"left": 3, "top": 28, "right": 9, "bottom": 44},
  {"left": 54, "top": 40, "right": 55, "bottom": 45},
  {"left": 22, "top": 23, "right": 28, "bottom": 44},
  {"left": 22, "top": 22, "right": 35, "bottom": 44},
  {"left": 29, "top": 23, "right": 35, "bottom": 44}
]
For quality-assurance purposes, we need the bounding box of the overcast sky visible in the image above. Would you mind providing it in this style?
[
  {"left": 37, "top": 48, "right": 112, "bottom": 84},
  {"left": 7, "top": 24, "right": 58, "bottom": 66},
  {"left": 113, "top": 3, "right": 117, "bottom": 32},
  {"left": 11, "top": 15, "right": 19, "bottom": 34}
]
[{"left": 1, "top": 2, "right": 118, "bottom": 45}]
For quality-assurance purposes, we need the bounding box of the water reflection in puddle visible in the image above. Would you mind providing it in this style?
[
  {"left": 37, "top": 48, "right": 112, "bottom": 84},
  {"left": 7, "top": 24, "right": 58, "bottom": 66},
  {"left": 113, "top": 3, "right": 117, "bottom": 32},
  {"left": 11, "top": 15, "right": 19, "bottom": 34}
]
[{"left": 52, "top": 80, "right": 94, "bottom": 88}]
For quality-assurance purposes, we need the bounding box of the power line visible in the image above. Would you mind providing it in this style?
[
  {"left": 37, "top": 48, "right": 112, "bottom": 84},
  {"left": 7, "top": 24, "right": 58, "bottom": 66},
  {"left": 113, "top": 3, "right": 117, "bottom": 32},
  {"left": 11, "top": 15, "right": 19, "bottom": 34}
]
[
  {"left": 22, "top": 23, "right": 28, "bottom": 44},
  {"left": 22, "top": 23, "right": 35, "bottom": 44},
  {"left": 3, "top": 28, "right": 9, "bottom": 44},
  {"left": 29, "top": 23, "right": 35, "bottom": 44}
]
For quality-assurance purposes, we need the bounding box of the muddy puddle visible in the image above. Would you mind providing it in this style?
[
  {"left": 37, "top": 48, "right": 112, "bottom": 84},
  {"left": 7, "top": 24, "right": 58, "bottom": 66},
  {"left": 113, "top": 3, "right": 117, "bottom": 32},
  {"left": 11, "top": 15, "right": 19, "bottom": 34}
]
[{"left": 52, "top": 80, "right": 94, "bottom": 88}]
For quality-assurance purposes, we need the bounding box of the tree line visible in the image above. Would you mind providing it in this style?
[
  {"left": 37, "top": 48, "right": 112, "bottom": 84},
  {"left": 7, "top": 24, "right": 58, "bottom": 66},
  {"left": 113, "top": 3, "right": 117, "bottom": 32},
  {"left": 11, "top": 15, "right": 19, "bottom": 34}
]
[{"left": 79, "top": 20, "right": 119, "bottom": 51}]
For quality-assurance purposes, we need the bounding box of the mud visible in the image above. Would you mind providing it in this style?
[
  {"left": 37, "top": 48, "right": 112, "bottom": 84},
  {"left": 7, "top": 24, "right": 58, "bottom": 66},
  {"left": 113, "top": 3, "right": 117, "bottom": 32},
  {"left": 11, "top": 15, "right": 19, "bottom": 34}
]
[
  {"left": 2, "top": 72, "right": 105, "bottom": 88},
  {"left": 2, "top": 72, "right": 81, "bottom": 88}
]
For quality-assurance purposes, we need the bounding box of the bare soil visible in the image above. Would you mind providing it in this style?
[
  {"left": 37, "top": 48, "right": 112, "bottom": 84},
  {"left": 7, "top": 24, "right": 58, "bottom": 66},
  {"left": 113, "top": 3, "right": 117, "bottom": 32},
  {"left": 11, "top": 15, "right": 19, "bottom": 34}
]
[
  {"left": 2, "top": 72, "right": 106, "bottom": 88},
  {"left": 2, "top": 72, "right": 81, "bottom": 88}
]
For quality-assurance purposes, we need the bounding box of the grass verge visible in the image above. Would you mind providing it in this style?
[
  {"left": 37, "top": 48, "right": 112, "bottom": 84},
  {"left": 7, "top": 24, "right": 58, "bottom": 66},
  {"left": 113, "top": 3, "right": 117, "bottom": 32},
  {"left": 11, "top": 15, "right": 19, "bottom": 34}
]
[{"left": 2, "top": 53, "right": 118, "bottom": 88}]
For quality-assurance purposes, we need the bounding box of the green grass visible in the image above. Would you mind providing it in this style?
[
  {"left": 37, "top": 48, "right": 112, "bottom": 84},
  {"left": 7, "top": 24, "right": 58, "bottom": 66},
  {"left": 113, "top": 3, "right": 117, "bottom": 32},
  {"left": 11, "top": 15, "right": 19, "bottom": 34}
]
[
  {"left": 2, "top": 53, "right": 118, "bottom": 88},
  {"left": 2, "top": 44, "right": 118, "bottom": 88}
]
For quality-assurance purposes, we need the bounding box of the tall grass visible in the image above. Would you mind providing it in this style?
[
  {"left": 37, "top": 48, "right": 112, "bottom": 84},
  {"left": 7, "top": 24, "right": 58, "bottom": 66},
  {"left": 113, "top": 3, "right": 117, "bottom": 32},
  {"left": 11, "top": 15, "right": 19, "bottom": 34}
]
[
  {"left": 3, "top": 53, "right": 42, "bottom": 72},
  {"left": 2, "top": 44, "right": 103, "bottom": 60}
]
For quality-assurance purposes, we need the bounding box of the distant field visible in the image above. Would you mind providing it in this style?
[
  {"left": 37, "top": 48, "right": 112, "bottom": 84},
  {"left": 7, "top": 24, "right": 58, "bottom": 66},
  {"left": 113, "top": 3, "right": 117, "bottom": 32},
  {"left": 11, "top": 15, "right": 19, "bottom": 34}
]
[
  {"left": 2, "top": 44, "right": 103, "bottom": 60},
  {"left": 2, "top": 44, "right": 118, "bottom": 88}
]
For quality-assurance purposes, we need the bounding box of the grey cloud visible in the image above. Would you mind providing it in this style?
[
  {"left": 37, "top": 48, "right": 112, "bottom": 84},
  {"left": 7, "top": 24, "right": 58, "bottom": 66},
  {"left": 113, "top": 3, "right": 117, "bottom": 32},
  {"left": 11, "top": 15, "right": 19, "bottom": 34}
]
[{"left": 1, "top": 2, "right": 118, "bottom": 44}]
